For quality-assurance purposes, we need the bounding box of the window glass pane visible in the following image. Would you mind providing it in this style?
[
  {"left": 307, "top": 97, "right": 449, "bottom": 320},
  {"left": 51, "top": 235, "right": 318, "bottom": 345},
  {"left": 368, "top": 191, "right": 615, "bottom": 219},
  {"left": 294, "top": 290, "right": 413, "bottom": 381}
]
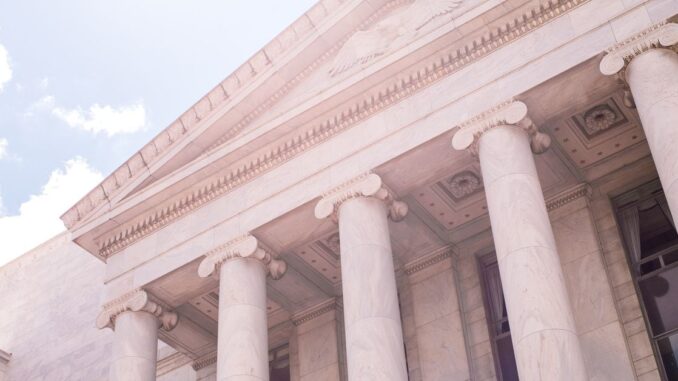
[
  {"left": 639, "top": 204, "right": 678, "bottom": 257},
  {"left": 639, "top": 265, "right": 678, "bottom": 335},
  {"left": 496, "top": 336, "right": 519, "bottom": 381},
  {"left": 657, "top": 333, "right": 678, "bottom": 380}
]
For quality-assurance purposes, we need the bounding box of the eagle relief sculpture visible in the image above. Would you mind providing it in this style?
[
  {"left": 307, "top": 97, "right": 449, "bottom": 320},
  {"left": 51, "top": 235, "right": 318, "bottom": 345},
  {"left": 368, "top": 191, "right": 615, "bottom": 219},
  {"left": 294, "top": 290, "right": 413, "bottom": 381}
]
[{"left": 329, "top": 0, "right": 463, "bottom": 77}]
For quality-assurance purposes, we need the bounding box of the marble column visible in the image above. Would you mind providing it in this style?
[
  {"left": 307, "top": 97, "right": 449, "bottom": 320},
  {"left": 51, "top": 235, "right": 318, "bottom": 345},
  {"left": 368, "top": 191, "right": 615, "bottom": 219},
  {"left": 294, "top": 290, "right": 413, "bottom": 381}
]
[
  {"left": 601, "top": 22, "right": 678, "bottom": 224},
  {"left": 315, "top": 173, "right": 409, "bottom": 381},
  {"left": 96, "top": 290, "right": 179, "bottom": 381},
  {"left": 452, "top": 101, "right": 587, "bottom": 381},
  {"left": 198, "top": 234, "right": 287, "bottom": 381}
]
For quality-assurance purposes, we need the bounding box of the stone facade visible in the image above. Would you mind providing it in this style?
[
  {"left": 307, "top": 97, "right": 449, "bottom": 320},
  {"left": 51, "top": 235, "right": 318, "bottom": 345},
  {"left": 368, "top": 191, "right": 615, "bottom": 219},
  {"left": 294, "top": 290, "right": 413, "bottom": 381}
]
[{"left": 2, "top": 0, "right": 678, "bottom": 380}]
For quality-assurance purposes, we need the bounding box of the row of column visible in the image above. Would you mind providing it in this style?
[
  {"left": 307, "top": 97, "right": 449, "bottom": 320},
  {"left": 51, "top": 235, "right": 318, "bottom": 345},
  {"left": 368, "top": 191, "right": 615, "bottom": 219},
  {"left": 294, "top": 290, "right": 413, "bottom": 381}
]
[{"left": 100, "top": 22, "right": 678, "bottom": 381}]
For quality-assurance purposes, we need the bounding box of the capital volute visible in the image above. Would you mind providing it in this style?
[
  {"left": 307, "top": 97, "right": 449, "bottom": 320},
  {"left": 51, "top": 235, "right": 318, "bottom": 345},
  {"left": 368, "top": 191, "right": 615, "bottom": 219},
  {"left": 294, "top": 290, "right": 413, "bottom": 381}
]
[
  {"left": 96, "top": 289, "right": 178, "bottom": 331},
  {"left": 451, "top": 100, "right": 551, "bottom": 155},
  {"left": 600, "top": 22, "right": 678, "bottom": 76},
  {"left": 314, "top": 173, "right": 408, "bottom": 222},
  {"left": 197, "top": 234, "right": 287, "bottom": 280}
]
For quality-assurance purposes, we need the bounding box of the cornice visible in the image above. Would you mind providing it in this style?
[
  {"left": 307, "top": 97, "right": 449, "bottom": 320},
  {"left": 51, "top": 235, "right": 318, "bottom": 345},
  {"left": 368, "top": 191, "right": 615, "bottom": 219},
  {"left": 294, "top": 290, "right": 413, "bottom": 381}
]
[
  {"left": 292, "top": 298, "right": 340, "bottom": 326},
  {"left": 451, "top": 100, "right": 551, "bottom": 155},
  {"left": 62, "top": 0, "right": 408, "bottom": 232},
  {"left": 403, "top": 247, "right": 453, "bottom": 275},
  {"left": 314, "top": 173, "right": 408, "bottom": 222},
  {"left": 95, "top": 289, "right": 178, "bottom": 331},
  {"left": 156, "top": 352, "right": 192, "bottom": 377},
  {"left": 197, "top": 234, "right": 287, "bottom": 279},
  {"left": 546, "top": 183, "right": 591, "bottom": 212},
  {"left": 600, "top": 21, "right": 678, "bottom": 76},
  {"left": 95, "top": 0, "right": 590, "bottom": 258},
  {"left": 191, "top": 352, "right": 217, "bottom": 371}
]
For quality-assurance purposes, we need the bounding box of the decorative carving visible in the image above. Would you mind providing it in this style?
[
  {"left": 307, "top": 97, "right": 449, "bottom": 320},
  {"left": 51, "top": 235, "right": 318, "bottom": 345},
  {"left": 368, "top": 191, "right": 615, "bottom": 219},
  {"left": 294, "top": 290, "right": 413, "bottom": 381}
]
[
  {"left": 62, "top": 0, "right": 404, "bottom": 231},
  {"left": 96, "top": 289, "right": 178, "bottom": 331},
  {"left": 444, "top": 171, "right": 481, "bottom": 199},
  {"left": 583, "top": 105, "right": 617, "bottom": 134},
  {"left": 325, "top": 232, "right": 341, "bottom": 255},
  {"left": 95, "top": 0, "right": 590, "bottom": 257},
  {"left": 403, "top": 247, "right": 453, "bottom": 275},
  {"left": 292, "top": 299, "right": 339, "bottom": 326},
  {"left": 600, "top": 22, "right": 678, "bottom": 76},
  {"left": 192, "top": 352, "right": 217, "bottom": 371},
  {"left": 451, "top": 100, "right": 551, "bottom": 155},
  {"left": 314, "top": 173, "right": 408, "bottom": 222},
  {"left": 330, "top": 0, "right": 463, "bottom": 76},
  {"left": 546, "top": 183, "right": 591, "bottom": 211},
  {"left": 197, "top": 234, "right": 287, "bottom": 279}
]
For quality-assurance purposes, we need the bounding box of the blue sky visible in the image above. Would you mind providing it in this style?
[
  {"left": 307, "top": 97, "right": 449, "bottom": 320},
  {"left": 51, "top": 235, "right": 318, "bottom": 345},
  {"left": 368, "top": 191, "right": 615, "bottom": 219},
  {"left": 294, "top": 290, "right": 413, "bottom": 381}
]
[{"left": 0, "top": 0, "right": 317, "bottom": 264}]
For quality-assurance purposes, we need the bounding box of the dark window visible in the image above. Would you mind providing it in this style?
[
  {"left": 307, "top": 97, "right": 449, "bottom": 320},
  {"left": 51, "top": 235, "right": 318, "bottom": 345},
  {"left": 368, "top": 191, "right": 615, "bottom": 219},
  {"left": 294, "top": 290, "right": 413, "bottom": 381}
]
[
  {"left": 479, "top": 254, "right": 519, "bottom": 381},
  {"left": 615, "top": 181, "right": 678, "bottom": 381},
  {"left": 269, "top": 344, "right": 290, "bottom": 381}
]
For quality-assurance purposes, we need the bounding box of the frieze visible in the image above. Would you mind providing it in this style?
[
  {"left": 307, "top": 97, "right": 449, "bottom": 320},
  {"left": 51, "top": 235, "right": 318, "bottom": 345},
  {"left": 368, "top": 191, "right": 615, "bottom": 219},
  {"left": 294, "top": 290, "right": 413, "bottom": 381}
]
[{"left": 96, "top": 0, "right": 591, "bottom": 258}]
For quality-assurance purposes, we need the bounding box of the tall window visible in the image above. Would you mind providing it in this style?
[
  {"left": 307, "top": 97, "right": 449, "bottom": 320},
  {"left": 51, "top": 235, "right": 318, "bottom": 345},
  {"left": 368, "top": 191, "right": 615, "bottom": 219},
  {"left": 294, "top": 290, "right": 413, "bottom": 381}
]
[
  {"left": 479, "top": 254, "right": 519, "bottom": 381},
  {"left": 269, "top": 344, "right": 290, "bottom": 381},
  {"left": 615, "top": 181, "right": 678, "bottom": 380}
]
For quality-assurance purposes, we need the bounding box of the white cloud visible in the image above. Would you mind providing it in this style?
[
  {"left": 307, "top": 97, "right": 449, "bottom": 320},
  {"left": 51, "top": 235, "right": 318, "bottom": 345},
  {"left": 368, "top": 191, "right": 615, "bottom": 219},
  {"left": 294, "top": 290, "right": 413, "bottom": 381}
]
[
  {"left": 0, "top": 157, "right": 103, "bottom": 266},
  {"left": 29, "top": 95, "right": 147, "bottom": 136},
  {"left": 0, "top": 44, "right": 11, "bottom": 92},
  {"left": 0, "top": 138, "right": 7, "bottom": 160}
]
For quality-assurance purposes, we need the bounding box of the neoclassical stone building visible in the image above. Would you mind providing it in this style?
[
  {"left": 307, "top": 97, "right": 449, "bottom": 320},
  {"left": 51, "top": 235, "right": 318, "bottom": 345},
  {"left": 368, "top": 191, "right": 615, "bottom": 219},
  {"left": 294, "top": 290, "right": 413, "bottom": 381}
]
[{"left": 2, "top": 0, "right": 678, "bottom": 380}]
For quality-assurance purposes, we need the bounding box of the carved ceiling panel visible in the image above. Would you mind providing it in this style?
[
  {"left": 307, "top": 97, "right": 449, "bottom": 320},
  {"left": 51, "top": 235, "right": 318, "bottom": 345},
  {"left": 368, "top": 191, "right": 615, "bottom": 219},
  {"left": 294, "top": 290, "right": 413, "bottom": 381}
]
[
  {"left": 187, "top": 289, "right": 289, "bottom": 329},
  {"left": 289, "top": 231, "right": 342, "bottom": 286},
  {"left": 549, "top": 93, "right": 645, "bottom": 169},
  {"left": 410, "top": 164, "right": 487, "bottom": 231}
]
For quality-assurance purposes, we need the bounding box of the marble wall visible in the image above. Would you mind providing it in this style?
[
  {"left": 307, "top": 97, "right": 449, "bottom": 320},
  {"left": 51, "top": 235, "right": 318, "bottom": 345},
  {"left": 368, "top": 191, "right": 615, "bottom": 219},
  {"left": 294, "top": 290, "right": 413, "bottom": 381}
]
[
  {"left": 550, "top": 194, "right": 636, "bottom": 381},
  {"left": 407, "top": 255, "right": 470, "bottom": 381},
  {"left": 295, "top": 308, "right": 343, "bottom": 381},
  {"left": 0, "top": 233, "right": 113, "bottom": 380}
]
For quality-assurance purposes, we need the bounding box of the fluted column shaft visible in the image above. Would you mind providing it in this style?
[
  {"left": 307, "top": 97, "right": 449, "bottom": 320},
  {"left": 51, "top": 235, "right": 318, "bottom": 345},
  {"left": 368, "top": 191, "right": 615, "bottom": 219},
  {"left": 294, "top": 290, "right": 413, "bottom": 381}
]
[
  {"left": 109, "top": 311, "right": 159, "bottom": 381},
  {"left": 626, "top": 47, "right": 678, "bottom": 224},
  {"left": 217, "top": 257, "right": 269, "bottom": 381},
  {"left": 478, "top": 125, "right": 587, "bottom": 381},
  {"left": 337, "top": 196, "right": 407, "bottom": 381}
]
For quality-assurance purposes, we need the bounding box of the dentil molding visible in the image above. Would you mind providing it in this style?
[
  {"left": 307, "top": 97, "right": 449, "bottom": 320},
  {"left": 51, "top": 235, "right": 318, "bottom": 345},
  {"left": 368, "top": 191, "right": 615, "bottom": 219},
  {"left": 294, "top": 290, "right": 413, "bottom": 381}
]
[
  {"left": 314, "top": 173, "right": 408, "bottom": 222},
  {"left": 600, "top": 21, "right": 678, "bottom": 76},
  {"left": 197, "top": 234, "right": 287, "bottom": 279},
  {"left": 451, "top": 100, "right": 551, "bottom": 155},
  {"left": 96, "top": 289, "right": 178, "bottom": 331},
  {"left": 92, "top": 0, "right": 590, "bottom": 258},
  {"left": 292, "top": 298, "right": 341, "bottom": 326}
]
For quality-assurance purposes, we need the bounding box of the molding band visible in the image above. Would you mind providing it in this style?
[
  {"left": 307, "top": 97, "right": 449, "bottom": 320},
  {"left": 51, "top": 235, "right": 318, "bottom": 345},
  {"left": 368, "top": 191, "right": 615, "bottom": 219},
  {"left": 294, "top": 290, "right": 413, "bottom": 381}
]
[
  {"left": 93, "top": 0, "right": 590, "bottom": 258},
  {"left": 546, "top": 183, "right": 592, "bottom": 212},
  {"left": 403, "top": 247, "right": 453, "bottom": 275},
  {"left": 292, "top": 298, "right": 340, "bottom": 326}
]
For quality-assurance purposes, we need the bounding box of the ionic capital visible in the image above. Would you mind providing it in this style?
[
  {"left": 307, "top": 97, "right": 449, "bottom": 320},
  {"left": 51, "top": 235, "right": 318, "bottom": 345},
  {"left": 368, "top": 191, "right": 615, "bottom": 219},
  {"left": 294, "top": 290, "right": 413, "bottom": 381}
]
[
  {"left": 600, "top": 22, "right": 678, "bottom": 76},
  {"left": 197, "top": 234, "right": 287, "bottom": 279},
  {"left": 314, "top": 173, "right": 408, "bottom": 222},
  {"left": 96, "top": 289, "right": 178, "bottom": 331},
  {"left": 451, "top": 100, "right": 551, "bottom": 155}
]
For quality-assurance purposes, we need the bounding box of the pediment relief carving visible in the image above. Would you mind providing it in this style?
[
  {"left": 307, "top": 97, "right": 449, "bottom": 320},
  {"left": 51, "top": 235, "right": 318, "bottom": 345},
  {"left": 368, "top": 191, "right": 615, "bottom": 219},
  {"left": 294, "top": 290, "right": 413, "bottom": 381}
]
[{"left": 330, "top": 0, "right": 464, "bottom": 77}]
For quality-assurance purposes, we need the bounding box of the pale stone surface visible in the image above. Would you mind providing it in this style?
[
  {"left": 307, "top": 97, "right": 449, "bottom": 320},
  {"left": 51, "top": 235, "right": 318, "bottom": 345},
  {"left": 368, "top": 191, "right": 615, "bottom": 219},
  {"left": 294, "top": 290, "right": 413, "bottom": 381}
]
[
  {"left": 109, "top": 311, "right": 159, "bottom": 381},
  {"left": 296, "top": 310, "right": 341, "bottom": 381},
  {"left": 0, "top": 233, "right": 113, "bottom": 381},
  {"left": 337, "top": 196, "right": 408, "bottom": 381},
  {"left": 626, "top": 47, "right": 678, "bottom": 226},
  {"left": 216, "top": 257, "right": 269, "bottom": 381},
  {"left": 478, "top": 125, "right": 587, "bottom": 381},
  {"left": 409, "top": 259, "right": 470, "bottom": 381}
]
